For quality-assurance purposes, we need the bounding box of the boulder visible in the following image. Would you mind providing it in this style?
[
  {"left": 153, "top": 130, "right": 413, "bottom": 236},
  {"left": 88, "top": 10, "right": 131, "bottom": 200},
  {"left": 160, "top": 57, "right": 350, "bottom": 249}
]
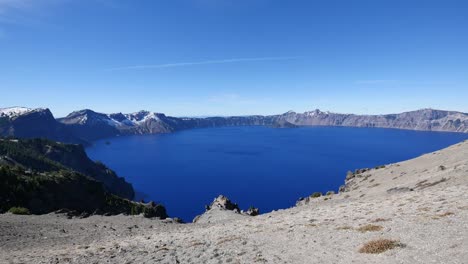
[{"left": 244, "top": 207, "right": 260, "bottom": 216}]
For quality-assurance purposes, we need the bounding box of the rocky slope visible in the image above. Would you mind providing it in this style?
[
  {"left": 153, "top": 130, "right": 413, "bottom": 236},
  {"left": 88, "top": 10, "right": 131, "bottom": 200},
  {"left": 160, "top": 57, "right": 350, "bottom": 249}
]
[
  {"left": 1, "top": 140, "right": 466, "bottom": 263},
  {"left": 0, "top": 138, "right": 134, "bottom": 199},
  {"left": 2, "top": 107, "right": 467, "bottom": 144},
  {"left": 0, "top": 138, "right": 166, "bottom": 218}
]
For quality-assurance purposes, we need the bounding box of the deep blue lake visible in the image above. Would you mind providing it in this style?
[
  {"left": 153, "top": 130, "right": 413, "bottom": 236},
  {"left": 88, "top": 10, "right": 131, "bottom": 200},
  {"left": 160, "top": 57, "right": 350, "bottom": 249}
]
[{"left": 86, "top": 126, "right": 468, "bottom": 221}]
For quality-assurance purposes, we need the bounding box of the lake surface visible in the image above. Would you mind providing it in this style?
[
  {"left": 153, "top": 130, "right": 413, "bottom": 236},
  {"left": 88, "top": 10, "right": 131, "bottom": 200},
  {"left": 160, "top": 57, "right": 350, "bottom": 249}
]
[{"left": 86, "top": 126, "right": 468, "bottom": 221}]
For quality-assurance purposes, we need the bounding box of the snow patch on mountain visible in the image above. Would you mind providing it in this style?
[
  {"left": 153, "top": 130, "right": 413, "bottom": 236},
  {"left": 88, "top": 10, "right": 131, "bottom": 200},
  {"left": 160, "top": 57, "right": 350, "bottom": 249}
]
[
  {"left": 0, "top": 107, "right": 46, "bottom": 119},
  {"left": 124, "top": 111, "right": 161, "bottom": 124}
]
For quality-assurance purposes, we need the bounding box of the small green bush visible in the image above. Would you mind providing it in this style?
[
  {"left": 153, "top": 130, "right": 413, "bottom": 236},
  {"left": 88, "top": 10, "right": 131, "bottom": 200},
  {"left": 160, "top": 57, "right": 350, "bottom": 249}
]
[
  {"left": 8, "top": 207, "right": 30, "bottom": 215},
  {"left": 311, "top": 192, "right": 322, "bottom": 198},
  {"left": 326, "top": 191, "right": 335, "bottom": 196}
]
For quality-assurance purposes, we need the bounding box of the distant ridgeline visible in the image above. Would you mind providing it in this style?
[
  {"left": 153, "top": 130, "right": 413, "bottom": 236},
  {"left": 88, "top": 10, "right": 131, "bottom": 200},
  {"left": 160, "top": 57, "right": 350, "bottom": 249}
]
[
  {"left": 0, "top": 138, "right": 167, "bottom": 218},
  {"left": 0, "top": 107, "right": 467, "bottom": 145},
  {"left": 1, "top": 107, "right": 467, "bottom": 217}
]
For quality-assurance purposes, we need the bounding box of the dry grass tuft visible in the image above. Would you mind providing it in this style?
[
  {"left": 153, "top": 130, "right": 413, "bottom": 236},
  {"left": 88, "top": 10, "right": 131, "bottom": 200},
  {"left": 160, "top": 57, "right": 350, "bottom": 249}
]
[
  {"left": 357, "top": 224, "right": 383, "bottom": 232},
  {"left": 188, "top": 240, "right": 205, "bottom": 248},
  {"left": 216, "top": 236, "right": 241, "bottom": 245},
  {"left": 416, "top": 177, "right": 447, "bottom": 189},
  {"left": 358, "top": 239, "right": 401, "bottom": 254}
]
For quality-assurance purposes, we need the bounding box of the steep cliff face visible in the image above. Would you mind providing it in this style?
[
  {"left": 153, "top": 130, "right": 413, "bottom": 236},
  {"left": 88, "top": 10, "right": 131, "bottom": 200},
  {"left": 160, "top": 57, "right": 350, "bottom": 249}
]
[
  {"left": 0, "top": 107, "right": 87, "bottom": 145},
  {"left": 279, "top": 109, "right": 468, "bottom": 133}
]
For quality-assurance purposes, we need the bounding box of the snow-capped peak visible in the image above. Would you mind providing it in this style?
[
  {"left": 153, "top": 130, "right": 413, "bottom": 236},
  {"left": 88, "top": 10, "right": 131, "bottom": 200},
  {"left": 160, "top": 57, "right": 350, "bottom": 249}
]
[
  {"left": 0, "top": 107, "right": 32, "bottom": 115},
  {"left": 0, "top": 107, "right": 45, "bottom": 118},
  {"left": 125, "top": 111, "right": 160, "bottom": 123}
]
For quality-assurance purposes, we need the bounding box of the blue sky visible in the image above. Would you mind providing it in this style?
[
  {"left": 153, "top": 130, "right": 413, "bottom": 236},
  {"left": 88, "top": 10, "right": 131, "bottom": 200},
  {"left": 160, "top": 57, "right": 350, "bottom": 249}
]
[{"left": 0, "top": 0, "right": 467, "bottom": 117}]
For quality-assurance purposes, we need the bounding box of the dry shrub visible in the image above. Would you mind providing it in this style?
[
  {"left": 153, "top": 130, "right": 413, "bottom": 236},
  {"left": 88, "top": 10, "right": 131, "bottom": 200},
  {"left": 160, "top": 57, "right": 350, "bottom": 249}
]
[
  {"left": 359, "top": 239, "right": 401, "bottom": 254},
  {"left": 357, "top": 224, "right": 383, "bottom": 232},
  {"left": 8, "top": 207, "right": 30, "bottom": 215},
  {"left": 310, "top": 192, "right": 322, "bottom": 198},
  {"left": 371, "top": 218, "right": 389, "bottom": 223},
  {"left": 418, "top": 207, "right": 431, "bottom": 212},
  {"left": 437, "top": 212, "right": 454, "bottom": 217},
  {"left": 216, "top": 236, "right": 241, "bottom": 245},
  {"left": 336, "top": 226, "right": 353, "bottom": 230},
  {"left": 416, "top": 177, "right": 447, "bottom": 189},
  {"left": 188, "top": 240, "right": 205, "bottom": 248}
]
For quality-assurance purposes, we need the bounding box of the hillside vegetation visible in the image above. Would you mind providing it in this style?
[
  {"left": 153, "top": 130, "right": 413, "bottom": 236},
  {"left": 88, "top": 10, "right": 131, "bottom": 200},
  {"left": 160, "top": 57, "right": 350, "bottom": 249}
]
[
  {"left": 0, "top": 138, "right": 166, "bottom": 218},
  {"left": 0, "top": 138, "right": 134, "bottom": 199}
]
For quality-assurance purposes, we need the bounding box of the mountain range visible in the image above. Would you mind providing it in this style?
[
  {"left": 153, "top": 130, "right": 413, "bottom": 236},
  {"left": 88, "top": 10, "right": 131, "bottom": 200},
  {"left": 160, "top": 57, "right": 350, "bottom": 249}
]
[{"left": 1, "top": 107, "right": 467, "bottom": 144}]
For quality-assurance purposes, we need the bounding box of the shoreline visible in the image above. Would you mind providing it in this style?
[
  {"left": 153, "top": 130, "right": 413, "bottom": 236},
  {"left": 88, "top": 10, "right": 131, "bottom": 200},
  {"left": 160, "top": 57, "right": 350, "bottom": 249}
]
[
  {"left": 85, "top": 134, "right": 468, "bottom": 222},
  {"left": 86, "top": 124, "right": 468, "bottom": 147}
]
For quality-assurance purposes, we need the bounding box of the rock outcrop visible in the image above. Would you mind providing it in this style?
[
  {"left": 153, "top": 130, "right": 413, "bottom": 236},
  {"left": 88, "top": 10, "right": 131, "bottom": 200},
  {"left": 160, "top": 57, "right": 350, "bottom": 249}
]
[
  {"left": 193, "top": 195, "right": 259, "bottom": 223},
  {"left": 206, "top": 195, "right": 241, "bottom": 212}
]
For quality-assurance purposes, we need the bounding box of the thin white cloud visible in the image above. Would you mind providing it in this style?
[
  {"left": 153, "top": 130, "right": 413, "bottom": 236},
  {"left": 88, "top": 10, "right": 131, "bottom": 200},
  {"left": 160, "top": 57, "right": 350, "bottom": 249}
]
[
  {"left": 356, "top": 79, "right": 397, "bottom": 84},
  {"left": 105, "top": 56, "right": 300, "bottom": 71}
]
